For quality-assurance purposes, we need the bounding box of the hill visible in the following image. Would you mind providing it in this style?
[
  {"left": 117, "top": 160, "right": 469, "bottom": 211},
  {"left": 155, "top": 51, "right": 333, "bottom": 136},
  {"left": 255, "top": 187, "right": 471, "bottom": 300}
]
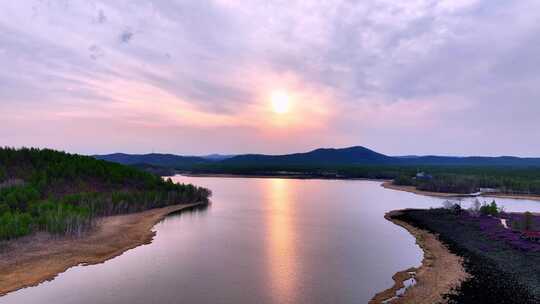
[
  {"left": 396, "top": 155, "right": 540, "bottom": 167},
  {"left": 222, "top": 146, "right": 393, "bottom": 165},
  {"left": 95, "top": 146, "right": 540, "bottom": 168},
  {"left": 94, "top": 153, "right": 210, "bottom": 168},
  {"left": 0, "top": 148, "right": 211, "bottom": 240}
]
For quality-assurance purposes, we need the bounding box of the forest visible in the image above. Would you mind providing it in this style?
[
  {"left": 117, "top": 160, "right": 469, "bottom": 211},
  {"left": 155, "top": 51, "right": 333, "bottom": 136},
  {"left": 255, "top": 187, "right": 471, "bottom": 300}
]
[
  {"left": 184, "top": 163, "right": 540, "bottom": 195},
  {"left": 0, "top": 148, "right": 211, "bottom": 241},
  {"left": 393, "top": 167, "right": 540, "bottom": 195}
]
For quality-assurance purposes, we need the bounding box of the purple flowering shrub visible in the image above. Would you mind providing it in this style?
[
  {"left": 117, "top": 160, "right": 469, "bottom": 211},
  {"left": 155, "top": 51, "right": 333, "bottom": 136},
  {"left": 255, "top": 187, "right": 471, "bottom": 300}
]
[
  {"left": 506, "top": 213, "right": 540, "bottom": 231},
  {"left": 467, "top": 212, "right": 540, "bottom": 252},
  {"left": 395, "top": 208, "right": 540, "bottom": 302}
]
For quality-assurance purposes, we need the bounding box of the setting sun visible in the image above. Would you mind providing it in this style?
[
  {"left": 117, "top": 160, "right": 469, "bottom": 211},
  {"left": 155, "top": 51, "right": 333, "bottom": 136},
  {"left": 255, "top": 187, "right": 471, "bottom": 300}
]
[{"left": 270, "top": 91, "right": 291, "bottom": 114}]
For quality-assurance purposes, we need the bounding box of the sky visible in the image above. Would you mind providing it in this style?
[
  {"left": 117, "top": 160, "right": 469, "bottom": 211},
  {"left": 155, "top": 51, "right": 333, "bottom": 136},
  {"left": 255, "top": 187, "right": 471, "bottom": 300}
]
[{"left": 1, "top": 1, "right": 539, "bottom": 157}]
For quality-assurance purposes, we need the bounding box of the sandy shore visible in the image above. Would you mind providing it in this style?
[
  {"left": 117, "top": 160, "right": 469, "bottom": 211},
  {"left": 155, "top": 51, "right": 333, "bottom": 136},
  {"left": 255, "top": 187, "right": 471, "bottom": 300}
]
[
  {"left": 382, "top": 181, "right": 540, "bottom": 201},
  {"left": 369, "top": 210, "right": 469, "bottom": 304},
  {"left": 382, "top": 181, "right": 462, "bottom": 198},
  {"left": 0, "top": 203, "right": 203, "bottom": 296}
]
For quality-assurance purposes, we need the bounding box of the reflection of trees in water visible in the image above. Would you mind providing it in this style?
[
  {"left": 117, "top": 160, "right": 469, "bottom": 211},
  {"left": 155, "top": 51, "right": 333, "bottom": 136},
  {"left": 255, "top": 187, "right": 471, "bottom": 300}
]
[{"left": 164, "top": 203, "right": 211, "bottom": 221}]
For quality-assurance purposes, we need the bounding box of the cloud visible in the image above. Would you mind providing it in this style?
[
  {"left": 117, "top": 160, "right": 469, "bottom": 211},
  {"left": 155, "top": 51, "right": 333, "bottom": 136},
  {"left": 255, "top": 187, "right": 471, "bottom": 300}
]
[
  {"left": 119, "top": 29, "right": 134, "bottom": 43},
  {"left": 97, "top": 9, "right": 107, "bottom": 24},
  {"left": 1, "top": 0, "right": 539, "bottom": 156},
  {"left": 88, "top": 44, "right": 104, "bottom": 60}
]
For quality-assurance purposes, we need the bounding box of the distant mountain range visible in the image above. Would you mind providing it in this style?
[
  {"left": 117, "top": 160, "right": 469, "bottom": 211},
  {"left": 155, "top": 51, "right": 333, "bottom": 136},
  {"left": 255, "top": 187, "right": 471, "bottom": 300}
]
[
  {"left": 94, "top": 146, "right": 540, "bottom": 168},
  {"left": 93, "top": 153, "right": 208, "bottom": 167}
]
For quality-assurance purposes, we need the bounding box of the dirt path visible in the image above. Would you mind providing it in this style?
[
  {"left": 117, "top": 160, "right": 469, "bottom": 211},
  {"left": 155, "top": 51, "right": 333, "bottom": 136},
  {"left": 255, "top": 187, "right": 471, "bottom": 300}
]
[
  {"left": 369, "top": 210, "right": 469, "bottom": 304},
  {"left": 0, "top": 203, "right": 202, "bottom": 296}
]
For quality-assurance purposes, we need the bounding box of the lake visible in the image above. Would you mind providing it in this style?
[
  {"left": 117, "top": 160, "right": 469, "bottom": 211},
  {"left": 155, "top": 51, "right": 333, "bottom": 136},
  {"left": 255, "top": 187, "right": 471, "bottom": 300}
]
[{"left": 3, "top": 176, "right": 540, "bottom": 304}]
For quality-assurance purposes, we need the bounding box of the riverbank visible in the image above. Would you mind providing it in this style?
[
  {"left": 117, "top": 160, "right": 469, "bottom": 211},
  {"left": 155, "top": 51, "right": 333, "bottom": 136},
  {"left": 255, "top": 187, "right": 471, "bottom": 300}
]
[
  {"left": 382, "top": 181, "right": 540, "bottom": 201},
  {"left": 0, "top": 203, "right": 204, "bottom": 296},
  {"left": 386, "top": 208, "right": 540, "bottom": 303},
  {"left": 370, "top": 210, "right": 469, "bottom": 304},
  {"left": 179, "top": 172, "right": 389, "bottom": 182}
]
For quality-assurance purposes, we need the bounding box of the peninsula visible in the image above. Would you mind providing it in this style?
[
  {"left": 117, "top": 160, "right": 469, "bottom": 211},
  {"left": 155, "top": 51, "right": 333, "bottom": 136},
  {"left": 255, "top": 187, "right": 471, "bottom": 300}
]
[{"left": 0, "top": 148, "right": 211, "bottom": 295}]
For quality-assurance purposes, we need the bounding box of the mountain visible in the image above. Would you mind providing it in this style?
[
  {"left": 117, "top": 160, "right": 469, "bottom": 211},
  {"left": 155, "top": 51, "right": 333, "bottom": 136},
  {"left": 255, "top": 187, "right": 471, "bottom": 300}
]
[
  {"left": 222, "top": 146, "right": 393, "bottom": 165},
  {"left": 94, "top": 146, "right": 540, "bottom": 169},
  {"left": 398, "top": 155, "right": 540, "bottom": 167},
  {"left": 201, "top": 154, "right": 236, "bottom": 161},
  {"left": 93, "top": 153, "right": 210, "bottom": 168}
]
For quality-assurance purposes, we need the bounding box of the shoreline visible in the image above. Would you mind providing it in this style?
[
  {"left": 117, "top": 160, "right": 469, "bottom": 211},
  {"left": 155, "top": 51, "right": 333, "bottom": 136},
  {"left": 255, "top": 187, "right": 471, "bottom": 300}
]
[
  {"left": 0, "top": 203, "right": 204, "bottom": 297},
  {"left": 370, "top": 210, "right": 469, "bottom": 304},
  {"left": 389, "top": 208, "right": 540, "bottom": 302},
  {"left": 382, "top": 181, "right": 540, "bottom": 202},
  {"left": 180, "top": 174, "right": 540, "bottom": 202},
  {"left": 178, "top": 172, "right": 389, "bottom": 182}
]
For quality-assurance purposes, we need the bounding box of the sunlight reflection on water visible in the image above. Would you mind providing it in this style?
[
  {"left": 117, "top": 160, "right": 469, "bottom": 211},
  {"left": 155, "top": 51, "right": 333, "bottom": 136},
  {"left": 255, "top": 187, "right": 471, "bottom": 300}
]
[{"left": 2, "top": 177, "right": 540, "bottom": 304}]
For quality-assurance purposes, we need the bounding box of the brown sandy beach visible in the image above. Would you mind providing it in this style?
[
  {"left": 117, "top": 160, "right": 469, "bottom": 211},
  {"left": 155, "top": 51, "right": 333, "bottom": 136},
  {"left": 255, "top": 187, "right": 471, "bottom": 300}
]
[
  {"left": 370, "top": 210, "right": 469, "bottom": 304},
  {"left": 0, "top": 203, "right": 203, "bottom": 296},
  {"left": 382, "top": 181, "right": 540, "bottom": 202}
]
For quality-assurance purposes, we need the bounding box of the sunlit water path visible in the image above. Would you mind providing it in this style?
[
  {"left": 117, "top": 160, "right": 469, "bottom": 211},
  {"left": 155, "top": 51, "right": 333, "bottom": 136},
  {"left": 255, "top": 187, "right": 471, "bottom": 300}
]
[{"left": 3, "top": 177, "right": 540, "bottom": 304}]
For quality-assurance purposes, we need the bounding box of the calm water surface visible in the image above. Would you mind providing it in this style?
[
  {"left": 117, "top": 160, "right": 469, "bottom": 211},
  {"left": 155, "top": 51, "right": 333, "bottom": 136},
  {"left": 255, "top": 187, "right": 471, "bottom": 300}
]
[{"left": 3, "top": 177, "right": 540, "bottom": 304}]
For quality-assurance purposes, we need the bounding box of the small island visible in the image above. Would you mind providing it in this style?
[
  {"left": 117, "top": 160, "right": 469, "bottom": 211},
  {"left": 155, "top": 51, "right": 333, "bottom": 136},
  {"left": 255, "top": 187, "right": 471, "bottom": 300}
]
[
  {"left": 0, "top": 148, "right": 211, "bottom": 296},
  {"left": 382, "top": 201, "right": 540, "bottom": 303}
]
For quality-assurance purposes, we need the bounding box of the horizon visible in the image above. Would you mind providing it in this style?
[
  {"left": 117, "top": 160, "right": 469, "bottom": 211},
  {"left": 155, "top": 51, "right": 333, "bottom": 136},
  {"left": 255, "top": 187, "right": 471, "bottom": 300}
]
[
  {"left": 5, "top": 144, "right": 540, "bottom": 159},
  {"left": 2, "top": 1, "right": 540, "bottom": 157},
  {"left": 88, "top": 145, "right": 540, "bottom": 159}
]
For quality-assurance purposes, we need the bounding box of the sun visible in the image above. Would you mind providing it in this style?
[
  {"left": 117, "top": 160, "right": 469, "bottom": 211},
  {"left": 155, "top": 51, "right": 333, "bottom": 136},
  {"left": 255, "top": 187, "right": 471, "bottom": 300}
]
[{"left": 270, "top": 90, "right": 291, "bottom": 114}]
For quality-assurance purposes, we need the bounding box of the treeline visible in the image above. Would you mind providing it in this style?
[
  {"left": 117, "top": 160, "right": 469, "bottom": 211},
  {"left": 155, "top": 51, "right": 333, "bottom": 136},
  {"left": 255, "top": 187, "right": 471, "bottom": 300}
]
[
  {"left": 0, "top": 148, "right": 211, "bottom": 240},
  {"left": 183, "top": 163, "right": 540, "bottom": 195},
  {"left": 395, "top": 172, "right": 540, "bottom": 195},
  {"left": 183, "top": 163, "right": 410, "bottom": 179}
]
